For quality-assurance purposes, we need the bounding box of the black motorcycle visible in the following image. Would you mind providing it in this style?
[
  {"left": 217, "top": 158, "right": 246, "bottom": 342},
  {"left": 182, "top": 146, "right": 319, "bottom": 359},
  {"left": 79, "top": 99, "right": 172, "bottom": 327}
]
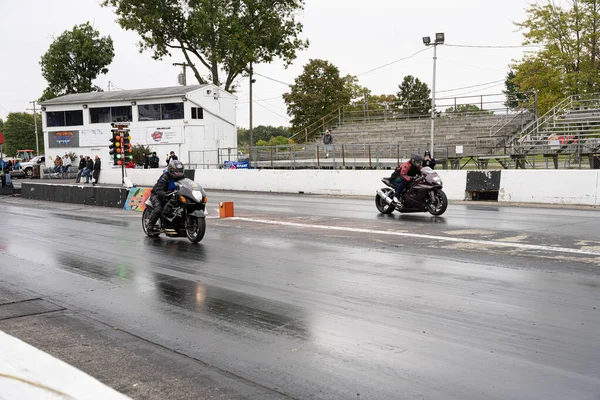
[
  {"left": 375, "top": 167, "right": 448, "bottom": 216},
  {"left": 142, "top": 178, "right": 208, "bottom": 243}
]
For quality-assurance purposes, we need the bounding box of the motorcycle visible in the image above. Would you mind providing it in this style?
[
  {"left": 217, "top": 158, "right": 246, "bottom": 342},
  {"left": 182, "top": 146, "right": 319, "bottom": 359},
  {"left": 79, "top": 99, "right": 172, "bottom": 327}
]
[
  {"left": 375, "top": 167, "right": 448, "bottom": 216},
  {"left": 142, "top": 178, "right": 208, "bottom": 243}
]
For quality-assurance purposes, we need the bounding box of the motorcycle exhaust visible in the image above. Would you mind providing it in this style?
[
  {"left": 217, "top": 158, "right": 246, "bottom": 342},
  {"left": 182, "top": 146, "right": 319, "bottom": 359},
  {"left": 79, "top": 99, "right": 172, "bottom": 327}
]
[{"left": 376, "top": 189, "right": 394, "bottom": 205}]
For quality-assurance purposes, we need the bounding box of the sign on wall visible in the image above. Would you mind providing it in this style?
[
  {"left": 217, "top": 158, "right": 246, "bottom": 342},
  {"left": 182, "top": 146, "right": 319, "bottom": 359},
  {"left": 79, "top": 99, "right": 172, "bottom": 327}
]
[
  {"left": 81, "top": 129, "right": 109, "bottom": 147},
  {"left": 49, "top": 130, "right": 80, "bottom": 148},
  {"left": 124, "top": 187, "right": 152, "bottom": 211},
  {"left": 147, "top": 126, "right": 183, "bottom": 144}
]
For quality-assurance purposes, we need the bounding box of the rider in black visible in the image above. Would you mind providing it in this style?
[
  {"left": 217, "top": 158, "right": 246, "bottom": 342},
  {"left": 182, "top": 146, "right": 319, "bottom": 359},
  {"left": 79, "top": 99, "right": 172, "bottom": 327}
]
[{"left": 146, "top": 160, "right": 185, "bottom": 231}]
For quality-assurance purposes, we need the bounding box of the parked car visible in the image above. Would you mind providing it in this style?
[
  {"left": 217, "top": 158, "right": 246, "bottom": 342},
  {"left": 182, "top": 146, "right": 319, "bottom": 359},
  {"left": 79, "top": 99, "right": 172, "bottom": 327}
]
[{"left": 20, "top": 155, "right": 45, "bottom": 178}]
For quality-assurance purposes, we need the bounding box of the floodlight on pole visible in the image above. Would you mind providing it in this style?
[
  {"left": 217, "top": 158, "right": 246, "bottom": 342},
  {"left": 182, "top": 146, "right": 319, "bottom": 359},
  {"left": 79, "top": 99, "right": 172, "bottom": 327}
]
[{"left": 423, "top": 32, "right": 445, "bottom": 158}]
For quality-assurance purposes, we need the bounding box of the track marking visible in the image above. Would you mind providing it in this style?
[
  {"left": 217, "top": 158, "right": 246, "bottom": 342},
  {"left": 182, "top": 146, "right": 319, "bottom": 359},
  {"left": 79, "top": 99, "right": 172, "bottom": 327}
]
[{"left": 230, "top": 217, "right": 600, "bottom": 257}]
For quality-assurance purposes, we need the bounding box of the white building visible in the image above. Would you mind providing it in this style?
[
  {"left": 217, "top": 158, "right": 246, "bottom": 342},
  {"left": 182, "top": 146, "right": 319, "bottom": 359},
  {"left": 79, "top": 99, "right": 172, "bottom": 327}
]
[{"left": 40, "top": 84, "right": 237, "bottom": 168}]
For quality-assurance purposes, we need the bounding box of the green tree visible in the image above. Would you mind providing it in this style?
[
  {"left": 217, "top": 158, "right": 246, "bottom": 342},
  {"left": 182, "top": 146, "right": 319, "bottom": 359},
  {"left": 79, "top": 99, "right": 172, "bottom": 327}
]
[
  {"left": 283, "top": 59, "right": 361, "bottom": 131},
  {"left": 40, "top": 22, "right": 114, "bottom": 101},
  {"left": 103, "top": 0, "right": 307, "bottom": 92},
  {"left": 396, "top": 75, "right": 431, "bottom": 116},
  {"left": 445, "top": 104, "right": 484, "bottom": 113},
  {"left": 512, "top": 0, "right": 600, "bottom": 113},
  {"left": 2, "top": 113, "right": 43, "bottom": 156},
  {"left": 503, "top": 70, "right": 529, "bottom": 109},
  {"left": 0, "top": 118, "right": 4, "bottom": 130},
  {"left": 132, "top": 144, "right": 152, "bottom": 166},
  {"left": 238, "top": 125, "right": 290, "bottom": 146}
]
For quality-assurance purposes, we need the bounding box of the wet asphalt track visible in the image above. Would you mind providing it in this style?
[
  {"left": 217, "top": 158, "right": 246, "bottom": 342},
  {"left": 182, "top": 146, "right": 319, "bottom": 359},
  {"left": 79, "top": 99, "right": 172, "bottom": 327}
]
[{"left": 0, "top": 192, "right": 599, "bottom": 400}]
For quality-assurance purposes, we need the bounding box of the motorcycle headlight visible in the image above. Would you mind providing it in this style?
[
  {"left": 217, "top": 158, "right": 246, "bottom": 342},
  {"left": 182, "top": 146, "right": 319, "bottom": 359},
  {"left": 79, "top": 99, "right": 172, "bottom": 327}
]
[
  {"left": 192, "top": 190, "right": 203, "bottom": 202},
  {"left": 433, "top": 176, "right": 442, "bottom": 185}
]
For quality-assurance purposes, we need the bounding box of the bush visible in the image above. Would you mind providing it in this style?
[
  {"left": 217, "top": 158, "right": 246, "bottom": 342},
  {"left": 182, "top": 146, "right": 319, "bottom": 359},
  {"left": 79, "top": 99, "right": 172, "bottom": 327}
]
[{"left": 132, "top": 144, "right": 151, "bottom": 166}]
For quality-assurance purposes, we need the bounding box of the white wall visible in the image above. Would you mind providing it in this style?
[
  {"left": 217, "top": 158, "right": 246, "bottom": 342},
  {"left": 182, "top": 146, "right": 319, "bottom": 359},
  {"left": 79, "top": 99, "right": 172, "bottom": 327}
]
[
  {"left": 99, "top": 169, "right": 468, "bottom": 200},
  {"left": 98, "top": 168, "right": 600, "bottom": 206},
  {"left": 499, "top": 170, "right": 600, "bottom": 206}
]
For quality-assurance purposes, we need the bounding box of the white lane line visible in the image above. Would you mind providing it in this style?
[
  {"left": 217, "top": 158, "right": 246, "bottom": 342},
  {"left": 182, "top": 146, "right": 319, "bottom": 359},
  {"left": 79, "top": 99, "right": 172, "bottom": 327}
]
[{"left": 230, "top": 217, "right": 600, "bottom": 257}]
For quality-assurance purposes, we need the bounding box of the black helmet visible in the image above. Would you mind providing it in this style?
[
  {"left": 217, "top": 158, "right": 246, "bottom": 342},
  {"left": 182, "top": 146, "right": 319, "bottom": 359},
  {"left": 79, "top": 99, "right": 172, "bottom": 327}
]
[
  {"left": 410, "top": 154, "right": 423, "bottom": 168},
  {"left": 168, "top": 160, "right": 185, "bottom": 180},
  {"left": 424, "top": 151, "right": 431, "bottom": 157}
]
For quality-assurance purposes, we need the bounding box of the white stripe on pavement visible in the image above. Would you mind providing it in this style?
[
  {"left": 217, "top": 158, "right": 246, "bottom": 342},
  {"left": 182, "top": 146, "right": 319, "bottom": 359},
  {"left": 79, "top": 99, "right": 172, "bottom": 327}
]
[{"left": 230, "top": 217, "right": 600, "bottom": 257}]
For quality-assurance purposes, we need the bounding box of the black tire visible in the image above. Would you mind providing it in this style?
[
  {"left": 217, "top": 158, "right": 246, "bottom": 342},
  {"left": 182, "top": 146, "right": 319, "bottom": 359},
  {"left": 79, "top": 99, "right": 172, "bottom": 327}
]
[
  {"left": 142, "top": 208, "right": 160, "bottom": 237},
  {"left": 25, "top": 168, "right": 33, "bottom": 178},
  {"left": 426, "top": 189, "right": 448, "bottom": 216},
  {"left": 185, "top": 215, "right": 206, "bottom": 243},
  {"left": 375, "top": 187, "right": 395, "bottom": 214}
]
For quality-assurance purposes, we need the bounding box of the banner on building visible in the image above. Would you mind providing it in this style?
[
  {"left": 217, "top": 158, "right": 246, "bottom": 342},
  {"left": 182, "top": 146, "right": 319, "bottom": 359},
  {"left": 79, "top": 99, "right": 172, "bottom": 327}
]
[
  {"left": 49, "top": 131, "right": 80, "bottom": 148},
  {"left": 223, "top": 160, "right": 250, "bottom": 169},
  {"left": 147, "top": 126, "right": 183, "bottom": 144}
]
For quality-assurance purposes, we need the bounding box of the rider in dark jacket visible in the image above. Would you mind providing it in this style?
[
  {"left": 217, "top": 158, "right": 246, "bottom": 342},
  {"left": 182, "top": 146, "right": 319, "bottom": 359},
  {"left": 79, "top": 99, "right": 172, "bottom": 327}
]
[
  {"left": 390, "top": 154, "right": 423, "bottom": 203},
  {"left": 146, "top": 160, "right": 185, "bottom": 231}
]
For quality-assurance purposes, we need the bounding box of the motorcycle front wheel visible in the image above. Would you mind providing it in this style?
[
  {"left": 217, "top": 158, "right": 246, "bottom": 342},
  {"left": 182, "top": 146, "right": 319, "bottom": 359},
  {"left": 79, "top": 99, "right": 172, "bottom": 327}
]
[
  {"left": 426, "top": 189, "right": 448, "bottom": 216},
  {"left": 375, "top": 187, "right": 396, "bottom": 214},
  {"left": 185, "top": 215, "right": 206, "bottom": 243},
  {"left": 142, "top": 208, "right": 160, "bottom": 237}
]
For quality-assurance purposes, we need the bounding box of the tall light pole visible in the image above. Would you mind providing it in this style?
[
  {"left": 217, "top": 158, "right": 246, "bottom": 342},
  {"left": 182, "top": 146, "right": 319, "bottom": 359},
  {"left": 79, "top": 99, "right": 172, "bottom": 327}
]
[
  {"left": 423, "top": 32, "right": 444, "bottom": 158},
  {"left": 249, "top": 62, "right": 255, "bottom": 168},
  {"left": 27, "top": 101, "right": 40, "bottom": 155}
]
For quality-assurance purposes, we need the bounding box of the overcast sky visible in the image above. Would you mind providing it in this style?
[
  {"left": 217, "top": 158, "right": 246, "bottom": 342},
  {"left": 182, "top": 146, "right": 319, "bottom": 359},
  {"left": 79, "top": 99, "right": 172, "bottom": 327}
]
[{"left": 0, "top": 0, "right": 537, "bottom": 129}]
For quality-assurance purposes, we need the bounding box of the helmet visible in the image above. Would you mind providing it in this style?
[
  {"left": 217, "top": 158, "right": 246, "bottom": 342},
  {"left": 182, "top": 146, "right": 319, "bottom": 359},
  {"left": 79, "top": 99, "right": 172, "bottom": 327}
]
[
  {"left": 410, "top": 154, "right": 423, "bottom": 168},
  {"left": 424, "top": 151, "right": 431, "bottom": 157},
  {"left": 168, "top": 160, "right": 185, "bottom": 180}
]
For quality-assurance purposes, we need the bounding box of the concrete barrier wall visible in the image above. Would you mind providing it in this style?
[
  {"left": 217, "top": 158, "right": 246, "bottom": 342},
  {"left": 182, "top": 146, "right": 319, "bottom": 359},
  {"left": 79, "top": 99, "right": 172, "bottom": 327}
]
[
  {"left": 97, "top": 168, "right": 600, "bottom": 206},
  {"left": 499, "top": 170, "right": 600, "bottom": 206}
]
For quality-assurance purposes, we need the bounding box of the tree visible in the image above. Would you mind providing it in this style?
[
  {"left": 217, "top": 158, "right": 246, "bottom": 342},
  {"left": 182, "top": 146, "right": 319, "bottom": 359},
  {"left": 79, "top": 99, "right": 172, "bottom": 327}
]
[
  {"left": 103, "top": 0, "right": 308, "bottom": 92},
  {"left": 0, "top": 118, "right": 4, "bottom": 131},
  {"left": 283, "top": 59, "right": 361, "bottom": 130},
  {"left": 511, "top": 0, "right": 600, "bottom": 113},
  {"left": 238, "top": 125, "right": 290, "bottom": 146},
  {"left": 445, "top": 104, "right": 484, "bottom": 113},
  {"left": 40, "top": 22, "right": 114, "bottom": 101},
  {"left": 2, "top": 113, "right": 43, "bottom": 156},
  {"left": 132, "top": 144, "right": 152, "bottom": 166},
  {"left": 396, "top": 75, "right": 431, "bottom": 116},
  {"left": 503, "top": 70, "right": 530, "bottom": 109}
]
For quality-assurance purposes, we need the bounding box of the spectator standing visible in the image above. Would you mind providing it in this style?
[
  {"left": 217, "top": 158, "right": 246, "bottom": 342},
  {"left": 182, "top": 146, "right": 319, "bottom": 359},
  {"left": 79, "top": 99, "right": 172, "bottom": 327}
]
[
  {"left": 83, "top": 156, "right": 94, "bottom": 184},
  {"left": 75, "top": 155, "right": 86, "bottom": 183},
  {"left": 92, "top": 155, "right": 101, "bottom": 186},
  {"left": 149, "top": 152, "right": 160, "bottom": 168},
  {"left": 422, "top": 151, "right": 437, "bottom": 169},
  {"left": 323, "top": 130, "right": 333, "bottom": 158},
  {"left": 167, "top": 151, "right": 178, "bottom": 164},
  {"left": 140, "top": 152, "right": 150, "bottom": 169}
]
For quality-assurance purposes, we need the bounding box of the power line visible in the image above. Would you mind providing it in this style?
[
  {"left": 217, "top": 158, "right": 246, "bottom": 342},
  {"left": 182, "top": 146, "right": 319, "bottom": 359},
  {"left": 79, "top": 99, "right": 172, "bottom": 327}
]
[
  {"left": 357, "top": 47, "right": 432, "bottom": 77},
  {"left": 437, "top": 79, "right": 505, "bottom": 93},
  {"left": 253, "top": 72, "right": 293, "bottom": 86},
  {"left": 447, "top": 82, "right": 505, "bottom": 97},
  {"left": 438, "top": 58, "right": 506, "bottom": 72},
  {"left": 445, "top": 43, "right": 542, "bottom": 49},
  {"left": 237, "top": 95, "right": 281, "bottom": 104},
  {"left": 254, "top": 101, "right": 290, "bottom": 121},
  {"left": 0, "top": 104, "right": 37, "bottom": 127}
]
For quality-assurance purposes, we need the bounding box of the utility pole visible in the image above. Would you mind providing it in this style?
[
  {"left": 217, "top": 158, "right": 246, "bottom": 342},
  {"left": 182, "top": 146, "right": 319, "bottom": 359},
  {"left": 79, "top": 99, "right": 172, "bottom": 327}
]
[
  {"left": 249, "top": 62, "right": 255, "bottom": 167},
  {"left": 173, "top": 62, "right": 188, "bottom": 86},
  {"left": 27, "top": 101, "right": 40, "bottom": 155}
]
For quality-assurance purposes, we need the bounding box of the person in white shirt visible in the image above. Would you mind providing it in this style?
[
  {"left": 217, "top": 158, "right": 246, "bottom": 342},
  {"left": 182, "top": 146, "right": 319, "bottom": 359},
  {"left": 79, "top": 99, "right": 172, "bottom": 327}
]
[{"left": 62, "top": 154, "right": 72, "bottom": 172}]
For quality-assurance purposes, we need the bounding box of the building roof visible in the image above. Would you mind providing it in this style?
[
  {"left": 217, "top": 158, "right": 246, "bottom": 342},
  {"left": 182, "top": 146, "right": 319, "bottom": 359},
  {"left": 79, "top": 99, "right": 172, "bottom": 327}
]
[{"left": 40, "top": 85, "right": 209, "bottom": 106}]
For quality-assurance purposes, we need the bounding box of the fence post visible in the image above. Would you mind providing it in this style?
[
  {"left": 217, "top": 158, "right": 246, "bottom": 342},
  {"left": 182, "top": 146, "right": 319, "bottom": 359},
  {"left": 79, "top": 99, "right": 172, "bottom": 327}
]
[
  {"left": 316, "top": 145, "right": 320, "bottom": 169},
  {"left": 397, "top": 144, "right": 400, "bottom": 166},
  {"left": 270, "top": 148, "right": 274, "bottom": 169},
  {"left": 217, "top": 148, "right": 220, "bottom": 167},
  {"left": 342, "top": 144, "right": 346, "bottom": 167},
  {"left": 339, "top": 107, "right": 342, "bottom": 126},
  {"left": 368, "top": 144, "right": 372, "bottom": 169},
  {"left": 305, "top": 127, "right": 308, "bottom": 143}
]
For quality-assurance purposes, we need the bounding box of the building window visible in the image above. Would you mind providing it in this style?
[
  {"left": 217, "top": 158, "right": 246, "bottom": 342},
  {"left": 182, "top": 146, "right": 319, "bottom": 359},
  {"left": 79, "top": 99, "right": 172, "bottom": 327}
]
[
  {"left": 191, "top": 107, "right": 204, "bottom": 119},
  {"left": 90, "top": 106, "right": 132, "bottom": 123},
  {"left": 46, "top": 110, "right": 83, "bottom": 127},
  {"left": 138, "top": 102, "right": 184, "bottom": 121}
]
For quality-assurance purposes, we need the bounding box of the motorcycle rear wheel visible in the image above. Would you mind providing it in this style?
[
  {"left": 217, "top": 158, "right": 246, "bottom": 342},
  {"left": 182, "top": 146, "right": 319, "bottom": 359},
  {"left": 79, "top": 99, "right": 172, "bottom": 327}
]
[
  {"left": 142, "top": 208, "right": 160, "bottom": 237},
  {"left": 426, "top": 189, "right": 448, "bottom": 216},
  {"left": 185, "top": 215, "right": 206, "bottom": 243},
  {"left": 375, "top": 187, "right": 395, "bottom": 214}
]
